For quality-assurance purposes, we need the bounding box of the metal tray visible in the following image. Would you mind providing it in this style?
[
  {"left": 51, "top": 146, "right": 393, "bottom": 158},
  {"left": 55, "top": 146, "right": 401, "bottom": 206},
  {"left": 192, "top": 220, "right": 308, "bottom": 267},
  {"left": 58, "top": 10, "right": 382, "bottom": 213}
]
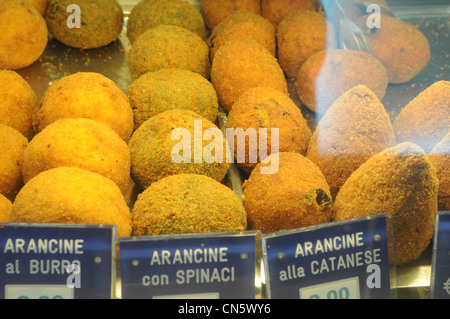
[{"left": 13, "top": 1, "right": 450, "bottom": 298}]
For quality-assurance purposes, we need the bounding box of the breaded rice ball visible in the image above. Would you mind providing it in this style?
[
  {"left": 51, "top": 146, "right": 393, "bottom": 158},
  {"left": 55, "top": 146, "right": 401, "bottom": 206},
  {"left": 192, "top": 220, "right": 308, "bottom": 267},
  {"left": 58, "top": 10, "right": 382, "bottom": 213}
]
[
  {"left": 132, "top": 174, "right": 247, "bottom": 235},
  {"left": 200, "top": 0, "right": 261, "bottom": 30},
  {"left": 128, "top": 68, "right": 218, "bottom": 130},
  {"left": 393, "top": 81, "right": 449, "bottom": 153},
  {"left": 28, "top": 0, "right": 48, "bottom": 16},
  {"left": 211, "top": 38, "right": 288, "bottom": 112},
  {"left": 242, "top": 152, "right": 332, "bottom": 234},
  {"left": 127, "top": 0, "right": 205, "bottom": 44},
  {"left": 10, "top": 167, "right": 132, "bottom": 237},
  {"left": 0, "top": 70, "right": 37, "bottom": 140},
  {"left": 277, "top": 9, "right": 337, "bottom": 79},
  {"left": 0, "top": 0, "right": 48, "bottom": 70},
  {"left": 307, "top": 85, "right": 396, "bottom": 197},
  {"left": 357, "top": 14, "right": 430, "bottom": 84},
  {"left": 0, "top": 193, "right": 11, "bottom": 223},
  {"left": 208, "top": 10, "right": 275, "bottom": 62},
  {"left": 333, "top": 143, "right": 439, "bottom": 265},
  {"left": 22, "top": 118, "right": 131, "bottom": 194},
  {"left": 46, "top": 0, "right": 123, "bottom": 49},
  {"left": 128, "top": 24, "right": 210, "bottom": 80},
  {"left": 33, "top": 72, "right": 134, "bottom": 142},
  {"left": 296, "top": 49, "right": 388, "bottom": 114},
  {"left": 261, "top": 0, "right": 319, "bottom": 27},
  {"left": 227, "top": 87, "right": 312, "bottom": 174},
  {"left": 429, "top": 133, "right": 450, "bottom": 211},
  {"left": 129, "top": 109, "right": 230, "bottom": 190},
  {"left": 0, "top": 125, "right": 28, "bottom": 201}
]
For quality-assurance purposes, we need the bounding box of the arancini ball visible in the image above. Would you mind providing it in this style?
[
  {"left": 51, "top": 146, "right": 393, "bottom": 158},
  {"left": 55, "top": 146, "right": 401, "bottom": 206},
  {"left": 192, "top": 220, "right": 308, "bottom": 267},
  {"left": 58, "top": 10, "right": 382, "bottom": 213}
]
[
  {"left": 0, "top": 0, "right": 48, "bottom": 70},
  {"left": 208, "top": 10, "right": 276, "bottom": 62},
  {"left": 333, "top": 143, "right": 439, "bottom": 265},
  {"left": 128, "top": 68, "right": 218, "bottom": 130},
  {"left": 10, "top": 167, "right": 132, "bottom": 237},
  {"left": 45, "top": 0, "right": 123, "bottom": 49},
  {"left": 132, "top": 174, "right": 247, "bottom": 236},
  {"left": 211, "top": 38, "right": 288, "bottom": 112},
  {"left": 393, "top": 80, "right": 450, "bottom": 153},
  {"left": 127, "top": 0, "right": 205, "bottom": 44},
  {"left": 128, "top": 24, "right": 210, "bottom": 80},
  {"left": 21, "top": 118, "right": 131, "bottom": 194},
  {"left": 129, "top": 109, "right": 230, "bottom": 190},
  {"left": 33, "top": 72, "right": 134, "bottom": 142},
  {"left": 0, "top": 69, "right": 37, "bottom": 140},
  {"left": 242, "top": 152, "right": 332, "bottom": 234},
  {"left": 277, "top": 9, "right": 337, "bottom": 79},
  {"left": 0, "top": 124, "right": 28, "bottom": 201},
  {"left": 227, "top": 87, "right": 312, "bottom": 174},
  {"left": 200, "top": 0, "right": 261, "bottom": 30}
]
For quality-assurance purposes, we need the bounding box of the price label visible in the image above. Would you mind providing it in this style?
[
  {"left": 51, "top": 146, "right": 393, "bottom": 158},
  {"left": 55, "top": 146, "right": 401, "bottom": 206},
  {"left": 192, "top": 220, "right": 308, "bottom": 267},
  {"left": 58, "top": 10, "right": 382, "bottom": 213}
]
[
  {"left": 263, "top": 213, "right": 394, "bottom": 299},
  {"left": 430, "top": 211, "right": 450, "bottom": 299},
  {"left": 0, "top": 223, "right": 116, "bottom": 299},
  {"left": 299, "top": 277, "right": 360, "bottom": 299},
  {"left": 5, "top": 285, "right": 74, "bottom": 299},
  {"left": 119, "top": 231, "right": 261, "bottom": 299}
]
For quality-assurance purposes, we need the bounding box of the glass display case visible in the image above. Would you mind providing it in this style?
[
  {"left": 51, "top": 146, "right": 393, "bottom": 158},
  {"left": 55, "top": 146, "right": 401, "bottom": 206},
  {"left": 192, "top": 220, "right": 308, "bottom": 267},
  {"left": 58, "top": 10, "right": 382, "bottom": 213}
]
[{"left": 0, "top": 0, "right": 448, "bottom": 299}]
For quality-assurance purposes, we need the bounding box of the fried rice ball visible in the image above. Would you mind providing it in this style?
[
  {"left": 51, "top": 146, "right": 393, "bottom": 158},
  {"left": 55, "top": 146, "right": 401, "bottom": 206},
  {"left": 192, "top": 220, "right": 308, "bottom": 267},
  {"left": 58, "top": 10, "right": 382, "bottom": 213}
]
[
  {"left": 261, "top": 0, "right": 319, "bottom": 27},
  {"left": 208, "top": 10, "right": 276, "bottom": 62},
  {"left": 10, "top": 167, "right": 132, "bottom": 237},
  {"left": 0, "top": 70, "right": 37, "bottom": 140},
  {"left": 128, "top": 109, "right": 230, "bottom": 190},
  {"left": 200, "top": 0, "right": 261, "bottom": 30},
  {"left": 357, "top": 14, "right": 430, "bottom": 84},
  {"left": 128, "top": 24, "right": 210, "bottom": 80},
  {"left": 307, "top": 85, "right": 396, "bottom": 198},
  {"left": 393, "top": 81, "right": 449, "bottom": 153},
  {"left": 296, "top": 49, "right": 388, "bottom": 114},
  {"left": 242, "top": 152, "right": 332, "bottom": 234},
  {"left": 0, "top": 0, "right": 48, "bottom": 70},
  {"left": 227, "top": 87, "right": 312, "bottom": 174},
  {"left": 333, "top": 143, "right": 439, "bottom": 265},
  {"left": 0, "top": 193, "right": 11, "bottom": 223},
  {"left": 429, "top": 133, "right": 450, "bottom": 211},
  {"left": 45, "top": 0, "right": 123, "bottom": 49},
  {"left": 28, "top": 0, "right": 48, "bottom": 16},
  {"left": 211, "top": 38, "right": 288, "bottom": 112},
  {"left": 0, "top": 125, "right": 28, "bottom": 201},
  {"left": 33, "top": 72, "right": 134, "bottom": 142},
  {"left": 277, "top": 9, "right": 337, "bottom": 79},
  {"left": 127, "top": 0, "right": 205, "bottom": 44},
  {"left": 22, "top": 118, "right": 131, "bottom": 194},
  {"left": 132, "top": 174, "right": 247, "bottom": 236},
  {"left": 128, "top": 68, "right": 218, "bottom": 131}
]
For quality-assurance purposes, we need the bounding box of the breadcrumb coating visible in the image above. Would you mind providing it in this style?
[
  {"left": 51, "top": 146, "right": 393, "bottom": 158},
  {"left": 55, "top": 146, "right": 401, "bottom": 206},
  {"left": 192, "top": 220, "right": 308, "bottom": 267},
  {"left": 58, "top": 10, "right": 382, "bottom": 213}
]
[
  {"left": 10, "top": 167, "right": 132, "bottom": 237},
  {"left": 393, "top": 81, "right": 450, "bottom": 152},
  {"left": 0, "top": 70, "right": 37, "bottom": 140},
  {"left": 242, "top": 152, "right": 332, "bottom": 234},
  {"left": 333, "top": 143, "right": 439, "bottom": 265},
  {"left": 22, "top": 118, "right": 131, "bottom": 194},
  {"left": 0, "top": 124, "right": 28, "bottom": 201},
  {"left": 307, "top": 85, "right": 396, "bottom": 197},
  {"left": 211, "top": 38, "right": 287, "bottom": 112},
  {"left": 132, "top": 174, "right": 247, "bottom": 235},
  {"left": 127, "top": 0, "right": 205, "bottom": 44},
  {"left": 33, "top": 72, "right": 134, "bottom": 142}
]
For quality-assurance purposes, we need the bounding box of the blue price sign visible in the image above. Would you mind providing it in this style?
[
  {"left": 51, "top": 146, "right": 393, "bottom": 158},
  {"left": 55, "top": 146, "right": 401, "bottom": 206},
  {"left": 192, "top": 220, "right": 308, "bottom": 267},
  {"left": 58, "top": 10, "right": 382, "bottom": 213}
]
[
  {"left": 119, "top": 231, "right": 261, "bottom": 299},
  {"left": 430, "top": 211, "right": 450, "bottom": 299},
  {"left": 263, "top": 213, "right": 394, "bottom": 299},
  {"left": 0, "top": 223, "right": 116, "bottom": 299}
]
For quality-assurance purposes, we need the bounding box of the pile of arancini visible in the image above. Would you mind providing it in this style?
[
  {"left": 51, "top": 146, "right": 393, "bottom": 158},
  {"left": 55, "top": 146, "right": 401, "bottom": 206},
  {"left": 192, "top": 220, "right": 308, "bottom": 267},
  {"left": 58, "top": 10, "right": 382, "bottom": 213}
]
[{"left": 0, "top": 0, "right": 447, "bottom": 267}]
